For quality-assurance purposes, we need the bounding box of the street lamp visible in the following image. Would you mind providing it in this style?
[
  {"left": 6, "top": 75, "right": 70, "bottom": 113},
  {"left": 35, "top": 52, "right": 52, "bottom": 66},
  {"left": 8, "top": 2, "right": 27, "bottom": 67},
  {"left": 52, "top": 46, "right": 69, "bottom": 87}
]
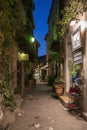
[
  {"left": 70, "top": 17, "right": 87, "bottom": 32},
  {"left": 31, "top": 37, "right": 35, "bottom": 43},
  {"left": 70, "top": 18, "right": 76, "bottom": 26},
  {"left": 27, "top": 35, "right": 35, "bottom": 43},
  {"left": 69, "top": 18, "right": 80, "bottom": 26}
]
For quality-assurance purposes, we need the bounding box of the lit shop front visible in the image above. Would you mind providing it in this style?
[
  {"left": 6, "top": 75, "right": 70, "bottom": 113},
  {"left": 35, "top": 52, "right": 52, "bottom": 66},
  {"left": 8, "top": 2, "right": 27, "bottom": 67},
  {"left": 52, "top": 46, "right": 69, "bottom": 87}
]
[{"left": 70, "top": 17, "right": 87, "bottom": 112}]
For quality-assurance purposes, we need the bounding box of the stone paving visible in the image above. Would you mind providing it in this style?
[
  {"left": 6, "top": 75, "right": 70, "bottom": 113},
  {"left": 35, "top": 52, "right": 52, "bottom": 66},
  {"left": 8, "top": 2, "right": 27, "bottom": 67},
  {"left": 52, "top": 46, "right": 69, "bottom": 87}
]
[
  {"left": 1, "top": 83, "right": 87, "bottom": 130},
  {"left": 0, "top": 94, "right": 23, "bottom": 129}
]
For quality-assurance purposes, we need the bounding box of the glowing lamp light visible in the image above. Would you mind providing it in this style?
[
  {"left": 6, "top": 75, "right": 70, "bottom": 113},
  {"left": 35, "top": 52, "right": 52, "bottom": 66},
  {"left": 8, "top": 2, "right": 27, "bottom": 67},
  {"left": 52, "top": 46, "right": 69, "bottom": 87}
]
[
  {"left": 18, "top": 52, "right": 29, "bottom": 61},
  {"left": 70, "top": 19, "right": 76, "bottom": 26},
  {"left": 27, "top": 35, "right": 35, "bottom": 43},
  {"left": 21, "top": 53, "right": 29, "bottom": 61},
  {"left": 70, "top": 18, "right": 87, "bottom": 29},
  {"left": 31, "top": 37, "right": 35, "bottom": 42}
]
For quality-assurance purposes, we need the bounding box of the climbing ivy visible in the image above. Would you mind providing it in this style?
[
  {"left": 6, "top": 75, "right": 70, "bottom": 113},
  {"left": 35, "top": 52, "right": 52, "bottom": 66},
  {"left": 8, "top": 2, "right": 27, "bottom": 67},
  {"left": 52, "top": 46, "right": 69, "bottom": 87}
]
[
  {"left": 0, "top": 0, "right": 35, "bottom": 111},
  {"left": 57, "top": 0, "right": 87, "bottom": 39},
  {"left": 0, "top": 49, "right": 16, "bottom": 111}
]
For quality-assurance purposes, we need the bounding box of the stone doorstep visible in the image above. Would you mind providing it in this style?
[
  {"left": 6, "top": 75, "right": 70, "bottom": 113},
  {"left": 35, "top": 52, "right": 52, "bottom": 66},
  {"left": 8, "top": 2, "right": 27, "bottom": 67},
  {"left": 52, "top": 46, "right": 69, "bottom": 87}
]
[
  {"left": 59, "top": 95, "right": 72, "bottom": 108},
  {"left": 82, "top": 112, "right": 87, "bottom": 122}
]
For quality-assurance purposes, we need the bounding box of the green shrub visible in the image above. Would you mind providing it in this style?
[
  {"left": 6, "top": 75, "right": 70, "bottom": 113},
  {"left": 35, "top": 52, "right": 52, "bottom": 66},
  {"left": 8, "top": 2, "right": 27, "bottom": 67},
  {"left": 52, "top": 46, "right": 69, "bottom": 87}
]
[
  {"left": 0, "top": 87, "right": 17, "bottom": 111},
  {"left": 47, "top": 75, "right": 55, "bottom": 86},
  {"left": 54, "top": 78, "right": 64, "bottom": 84}
]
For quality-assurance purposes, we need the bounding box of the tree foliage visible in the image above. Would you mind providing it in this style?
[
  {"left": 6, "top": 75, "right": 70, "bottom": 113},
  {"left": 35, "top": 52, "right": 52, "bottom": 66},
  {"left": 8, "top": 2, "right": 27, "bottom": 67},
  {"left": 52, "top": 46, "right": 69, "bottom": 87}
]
[
  {"left": 0, "top": 0, "right": 36, "bottom": 61},
  {"left": 48, "top": 51, "right": 63, "bottom": 66},
  {"left": 0, "top": 0, "right": 36, "bottom": 110},
  {"left": 57, "top": 0, "right": 87, "bottom": 39}
]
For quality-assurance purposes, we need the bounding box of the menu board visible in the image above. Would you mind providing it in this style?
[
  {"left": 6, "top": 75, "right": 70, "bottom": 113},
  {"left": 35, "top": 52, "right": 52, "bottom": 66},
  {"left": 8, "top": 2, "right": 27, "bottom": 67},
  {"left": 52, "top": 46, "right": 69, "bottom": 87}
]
[{"left": 71, "top": 26, "right": 82, "bottom": 51}]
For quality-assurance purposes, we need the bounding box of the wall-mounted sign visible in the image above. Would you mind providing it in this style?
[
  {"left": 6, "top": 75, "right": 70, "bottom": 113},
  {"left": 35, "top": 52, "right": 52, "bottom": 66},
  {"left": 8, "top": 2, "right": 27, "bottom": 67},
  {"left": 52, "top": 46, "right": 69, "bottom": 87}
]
[
  {"left": 73, "top": 51, "right": 83, "bottom": 65},
  {"left": 18, "top": 52, "right": 29, "bottom": 61},
  {"left": 71, "top": 26, "right": 82, "bottom": 51}
]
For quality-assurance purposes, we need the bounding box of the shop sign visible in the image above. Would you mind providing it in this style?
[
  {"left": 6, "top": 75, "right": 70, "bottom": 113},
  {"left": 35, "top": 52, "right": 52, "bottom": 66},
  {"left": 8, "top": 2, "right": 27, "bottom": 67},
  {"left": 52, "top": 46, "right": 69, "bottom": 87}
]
[
  {"left": 18, "top": 52, "right": 29, "bottom": 61},
  {"left": 73, "top": 51, "right": 83, "bottom": 65},
  {"left": 71, "top": 26, "right": 82, "bottom": 51}
]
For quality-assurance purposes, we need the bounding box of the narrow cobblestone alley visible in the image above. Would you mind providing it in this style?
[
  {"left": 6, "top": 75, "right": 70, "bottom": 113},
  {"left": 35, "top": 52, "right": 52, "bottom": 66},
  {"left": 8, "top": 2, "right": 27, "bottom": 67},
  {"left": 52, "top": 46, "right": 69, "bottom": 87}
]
[{"left": 9, "top": 83, "right": 87, "bottom": 130}]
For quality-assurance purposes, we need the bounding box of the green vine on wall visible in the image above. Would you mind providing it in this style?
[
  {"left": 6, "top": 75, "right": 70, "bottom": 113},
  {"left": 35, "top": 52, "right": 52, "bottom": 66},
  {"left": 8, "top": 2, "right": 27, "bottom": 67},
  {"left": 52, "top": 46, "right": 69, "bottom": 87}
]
[
  {"left": 57, "top": 0, "right": 87, "bottom": 39},
  {"left": 0, "top": 0, "right": 35, "bottom": 111},
  {"left": 0, "top": 49, "right": 16, "bottom": 111}
]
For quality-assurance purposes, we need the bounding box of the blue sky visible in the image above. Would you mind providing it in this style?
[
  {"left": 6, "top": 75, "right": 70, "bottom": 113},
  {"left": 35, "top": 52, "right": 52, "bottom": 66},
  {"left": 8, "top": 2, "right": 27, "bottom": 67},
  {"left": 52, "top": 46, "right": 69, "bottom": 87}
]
[{"left": 33, "top": 0, "right": 52, "bottom": 56}]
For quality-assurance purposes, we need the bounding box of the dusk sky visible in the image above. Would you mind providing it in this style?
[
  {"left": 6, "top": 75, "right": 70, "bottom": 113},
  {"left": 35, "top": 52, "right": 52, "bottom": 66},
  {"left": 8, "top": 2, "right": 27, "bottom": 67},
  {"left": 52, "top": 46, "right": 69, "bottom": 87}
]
[{"left": 33, "top": 0, "right": 52, "bottom": 56}]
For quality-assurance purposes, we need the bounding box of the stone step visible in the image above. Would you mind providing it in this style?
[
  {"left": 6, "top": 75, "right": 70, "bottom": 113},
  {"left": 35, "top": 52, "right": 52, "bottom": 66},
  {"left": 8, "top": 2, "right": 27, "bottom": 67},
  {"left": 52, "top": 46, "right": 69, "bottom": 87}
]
[
  {"left": 59, "top": 95, "right": 70, "bottom": 108},
  {"left": 82, "top": 112, "right": 87, "bottom": 122}
]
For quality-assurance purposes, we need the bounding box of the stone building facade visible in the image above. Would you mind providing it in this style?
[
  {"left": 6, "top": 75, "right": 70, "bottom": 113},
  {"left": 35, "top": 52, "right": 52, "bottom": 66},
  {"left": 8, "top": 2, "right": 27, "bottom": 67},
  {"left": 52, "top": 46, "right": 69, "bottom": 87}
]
[
  {"left": 66, "top": 12, "right": 87, "bottom": 111},
  {"left": 47, "top": 0, "right": 87, "bottom": 113}
]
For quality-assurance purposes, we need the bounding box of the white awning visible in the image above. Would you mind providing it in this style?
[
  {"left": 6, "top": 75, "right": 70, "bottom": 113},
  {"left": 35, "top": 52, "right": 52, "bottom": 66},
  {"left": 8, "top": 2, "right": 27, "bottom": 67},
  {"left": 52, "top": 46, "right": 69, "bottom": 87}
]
[{"left": 40, "top": 64, "right": 48, "bottom": 70}]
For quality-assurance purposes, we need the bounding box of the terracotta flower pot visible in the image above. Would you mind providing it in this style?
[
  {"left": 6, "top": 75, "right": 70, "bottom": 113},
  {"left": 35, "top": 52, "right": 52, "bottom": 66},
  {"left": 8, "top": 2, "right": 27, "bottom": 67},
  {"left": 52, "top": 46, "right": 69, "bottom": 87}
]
[{"left": 54, "top": 84, "right": 64, "bottom": 96}]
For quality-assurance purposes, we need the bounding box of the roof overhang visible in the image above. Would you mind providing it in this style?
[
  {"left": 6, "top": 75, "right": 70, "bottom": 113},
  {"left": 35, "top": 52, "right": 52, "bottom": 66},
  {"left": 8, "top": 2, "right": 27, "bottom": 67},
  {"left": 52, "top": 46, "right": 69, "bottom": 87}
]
[{"left": 40, "top": 64, "right": 48, "bottom": 70}]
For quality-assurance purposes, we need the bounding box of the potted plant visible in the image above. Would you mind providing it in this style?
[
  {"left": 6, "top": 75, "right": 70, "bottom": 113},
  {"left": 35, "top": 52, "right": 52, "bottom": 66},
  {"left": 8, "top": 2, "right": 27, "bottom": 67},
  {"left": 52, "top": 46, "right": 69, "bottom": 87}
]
[
  {"left": 47, "top": 75, "right": 55, "bottom": 86},
  {"left": 54, "top": 78, "right": 64, "bottom": 96},
  {"left": 71, "top": 65, "right": 79, "bottom": 83},
  {"left": 27, "top": 73, "right": 33, "bottom": 87}
]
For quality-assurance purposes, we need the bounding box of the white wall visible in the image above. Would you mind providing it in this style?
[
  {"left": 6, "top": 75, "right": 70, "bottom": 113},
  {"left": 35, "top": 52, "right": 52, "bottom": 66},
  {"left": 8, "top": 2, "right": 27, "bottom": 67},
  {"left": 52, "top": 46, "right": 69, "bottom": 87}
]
[{"left": 65, "top": 39, "right": 73, "bottom": 93}]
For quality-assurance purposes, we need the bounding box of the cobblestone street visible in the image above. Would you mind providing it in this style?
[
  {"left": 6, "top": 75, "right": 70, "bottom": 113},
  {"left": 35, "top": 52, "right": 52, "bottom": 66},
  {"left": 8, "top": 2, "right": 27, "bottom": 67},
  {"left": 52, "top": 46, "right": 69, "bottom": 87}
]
[{"left": 9, "top": 83, "right": 87, "bottom": 130}]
